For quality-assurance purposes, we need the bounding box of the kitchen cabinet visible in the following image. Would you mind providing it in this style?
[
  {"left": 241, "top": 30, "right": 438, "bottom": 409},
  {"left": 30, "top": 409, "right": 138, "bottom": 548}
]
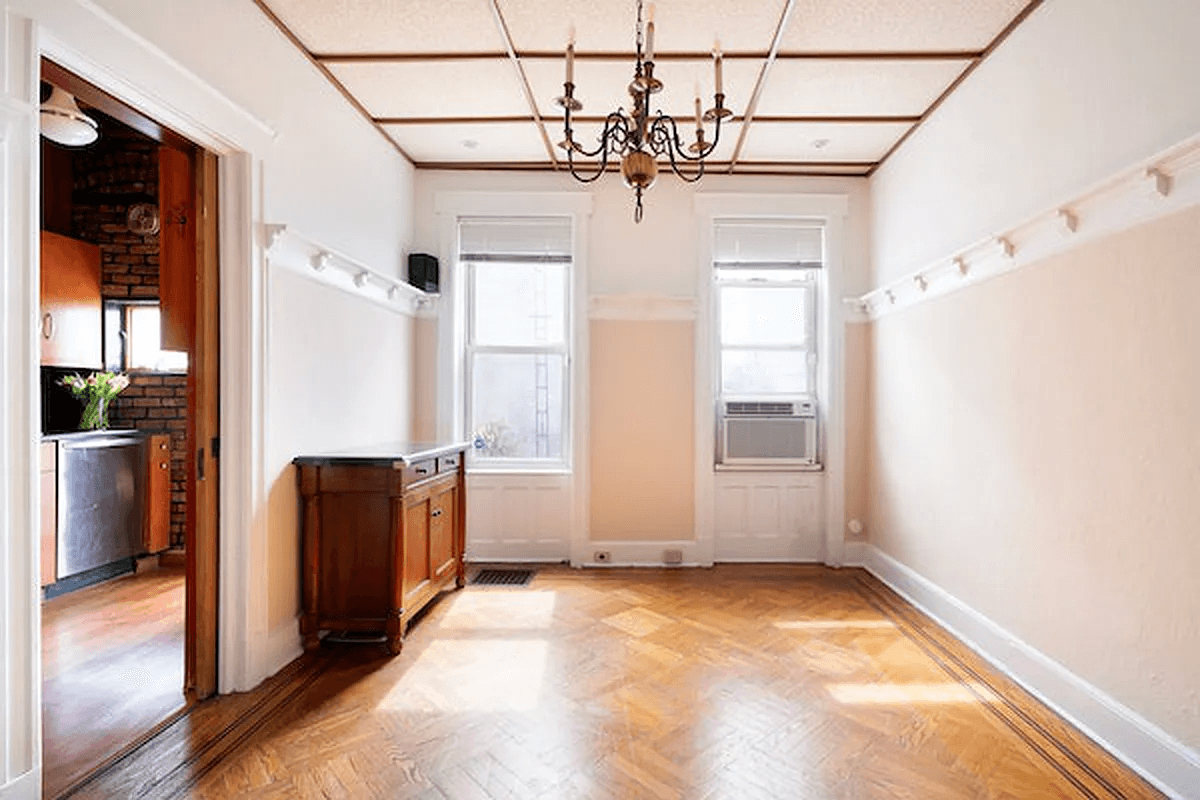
[
  {"left": 158, "top": 145, "right": 195, "bottom": 353},
  {"left": 294, "top": 442, "right": 468, "bottom": 654},
  {"left": 40, "top": 442, "right": 57, "bottom": 587},
  {"left": 40, "top": 231, "right": 102, "bottom": 369},
  {"left": 144, "top": 434, "right": 171, "bottom": 553}
]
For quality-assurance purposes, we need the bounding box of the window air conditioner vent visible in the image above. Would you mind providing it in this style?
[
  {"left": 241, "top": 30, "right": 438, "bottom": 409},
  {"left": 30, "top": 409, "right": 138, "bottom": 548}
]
[{"left": 725, "top": 400, "right": 795, "bottom": 417}]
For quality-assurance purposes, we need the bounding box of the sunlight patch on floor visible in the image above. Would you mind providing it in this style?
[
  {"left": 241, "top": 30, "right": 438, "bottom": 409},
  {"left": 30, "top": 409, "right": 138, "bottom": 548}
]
[
  {"left": 826, "top": 681, "right": 998, "bottom": 705},
  {"left": 378, "top": 639, "right": 549, "bottom": 712},
  {"left": 437, "top": 590, "right": 558, "bottom": 630},
  {"left": 774, "top": 619, "right": 896, "bottom": 630}
]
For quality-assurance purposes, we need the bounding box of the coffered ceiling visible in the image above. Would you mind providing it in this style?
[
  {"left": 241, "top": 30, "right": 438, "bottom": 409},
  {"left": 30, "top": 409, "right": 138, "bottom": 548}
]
[{"left": 254, "top": 0, "right": 1041, "bottom": 176}]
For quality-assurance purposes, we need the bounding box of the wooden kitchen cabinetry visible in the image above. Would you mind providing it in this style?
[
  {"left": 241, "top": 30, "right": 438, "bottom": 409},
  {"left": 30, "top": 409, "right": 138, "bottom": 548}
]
[
  {"left": 40, "top": 442, "right": 57, "bottom": 587},
  {"left": 295, "top": 442, "right": 468, "bottom": 654},
  {"left": 144, "top": 434, "right": 172, "bottom": 553},
  {"left": 40, "top": 230, "right": 102, "bottom": 369}
]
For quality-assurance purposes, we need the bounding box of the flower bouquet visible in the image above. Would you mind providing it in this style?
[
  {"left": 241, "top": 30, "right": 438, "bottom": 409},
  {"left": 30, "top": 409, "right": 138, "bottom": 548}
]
[{"left": 60, "top": 371, "right": 131, "bottom": 431}]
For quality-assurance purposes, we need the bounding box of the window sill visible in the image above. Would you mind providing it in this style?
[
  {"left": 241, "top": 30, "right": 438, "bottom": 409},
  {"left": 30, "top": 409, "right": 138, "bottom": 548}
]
[
  {"left": 714, "top": 463, "right": 824, "bottom": 474},
  {"left": 468, "top": 467, "right": 573, "bottom": 477}
]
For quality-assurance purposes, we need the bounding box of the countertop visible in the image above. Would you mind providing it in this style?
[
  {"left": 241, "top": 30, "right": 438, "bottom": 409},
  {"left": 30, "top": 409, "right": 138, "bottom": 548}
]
[
  {"left": 42, "top": 429, "right": 149, "bottom": 442},
  {"left": 292, "top": 440, "right": 471, "bottom": 468}
]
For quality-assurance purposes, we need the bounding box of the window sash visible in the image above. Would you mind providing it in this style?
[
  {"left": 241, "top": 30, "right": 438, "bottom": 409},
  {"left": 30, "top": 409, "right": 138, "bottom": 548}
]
[{"left": 461, "top": 222, "right": 573, "bottom": 470}]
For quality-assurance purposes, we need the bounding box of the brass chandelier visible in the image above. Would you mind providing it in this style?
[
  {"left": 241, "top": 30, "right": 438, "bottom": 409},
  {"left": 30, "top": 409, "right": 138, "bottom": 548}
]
[{"left": 555, "top": 0, "right": 731, "bottom": 222}]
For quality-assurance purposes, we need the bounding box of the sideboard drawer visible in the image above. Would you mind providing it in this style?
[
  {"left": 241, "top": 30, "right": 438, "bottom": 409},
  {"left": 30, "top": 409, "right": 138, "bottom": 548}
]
[
  {"left": 404, "top": 459, "right": 436, "bottom": 485},
  {"left": 437, "top": 453, "right": 461, "bottom": 474}
]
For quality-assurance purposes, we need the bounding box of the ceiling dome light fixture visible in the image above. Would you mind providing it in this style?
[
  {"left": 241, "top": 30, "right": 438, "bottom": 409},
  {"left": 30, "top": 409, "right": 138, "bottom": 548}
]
[
  {"left": 555, "top": 0, "right": 730, "bottom": 223},
  {"left": 40, "top": 85, "right": 99, "bottom": 147}
]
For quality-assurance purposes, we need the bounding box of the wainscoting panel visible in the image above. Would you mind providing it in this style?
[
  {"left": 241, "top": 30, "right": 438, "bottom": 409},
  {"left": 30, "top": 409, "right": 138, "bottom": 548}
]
[
  {"left": 466, "top": 473, "right": 571, "bottom": 561},
  {"left": 713, "top": 473, "right": 824, "bottom": 561}
]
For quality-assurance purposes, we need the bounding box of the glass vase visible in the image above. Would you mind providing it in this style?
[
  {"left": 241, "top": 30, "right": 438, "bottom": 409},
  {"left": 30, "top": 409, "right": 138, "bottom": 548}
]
[{"left": 79, "top": 394, "right": 109, "bottom": 431}]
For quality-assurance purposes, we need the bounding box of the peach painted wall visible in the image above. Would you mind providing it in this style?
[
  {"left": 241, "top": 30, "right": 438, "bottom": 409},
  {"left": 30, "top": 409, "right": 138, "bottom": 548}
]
[
  {"left": 413, "top": 315, "right": 439, "bottom": 441},
  {"left": 843, "top": 323, "right": 870, "bottom": 541},
  {"left": 867, "top": 205, "right": 1200, "bottom": 751},
  {"left": 589, "top": 319, "right": 695, "bottom": 541}
]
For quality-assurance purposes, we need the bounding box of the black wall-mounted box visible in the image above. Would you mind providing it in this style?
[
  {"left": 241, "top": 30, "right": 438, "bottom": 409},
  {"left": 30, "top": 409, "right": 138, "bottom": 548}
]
[{"left": 407, "top": 253, "right": 439, "bottom": 293}]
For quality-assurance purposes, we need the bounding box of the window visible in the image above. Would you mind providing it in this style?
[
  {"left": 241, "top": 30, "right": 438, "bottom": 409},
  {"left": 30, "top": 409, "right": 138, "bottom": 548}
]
[
  {"left": 714, "top": 220, "right": 822, "bottom": 465},
  {"left": 104, "top": 301, "right": 188, "bottom": 373},
  {"left": 461, "top": 217, "right": 572, "bottom": 470}
]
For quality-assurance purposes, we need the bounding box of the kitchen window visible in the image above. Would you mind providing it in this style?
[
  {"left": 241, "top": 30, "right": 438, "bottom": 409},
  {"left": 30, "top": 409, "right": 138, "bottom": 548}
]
[
  {"left": 104, "top": 301, "right": 188, "bottom": 373},
  {"left": 460, "top": 217, "right": 572, "bottom": 470}
]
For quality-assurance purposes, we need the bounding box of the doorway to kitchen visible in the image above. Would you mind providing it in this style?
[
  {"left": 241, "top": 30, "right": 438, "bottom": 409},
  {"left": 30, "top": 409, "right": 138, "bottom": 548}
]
[{"left": 37, "top": 59, "right": 220, "bottom": 799}]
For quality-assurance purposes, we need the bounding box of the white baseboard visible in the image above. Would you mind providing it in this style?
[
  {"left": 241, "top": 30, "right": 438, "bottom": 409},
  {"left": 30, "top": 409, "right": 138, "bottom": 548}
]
[
  {"left": 574, "top": 540, "right": 710, "bottom": 568},
  {"left": 260, "top": 618, "right": 303, "bottom": 681},
  {"left": 0, "top": 767, "right": 39, "bottom": 800},
  {"left": 842, "top": 540, "right": 869, "bottom": 567},
  {"left": 862, "top": 544, "right": 1200, "bottom": 800}
]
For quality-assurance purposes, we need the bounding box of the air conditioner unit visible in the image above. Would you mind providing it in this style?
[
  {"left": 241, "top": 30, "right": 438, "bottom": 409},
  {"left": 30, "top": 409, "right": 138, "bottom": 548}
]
[{"left": 720, "top": 399, "right": 818, "bottom": 466}]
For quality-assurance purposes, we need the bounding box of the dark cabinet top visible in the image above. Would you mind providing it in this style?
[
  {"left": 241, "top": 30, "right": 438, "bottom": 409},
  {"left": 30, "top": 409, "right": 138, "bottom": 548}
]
[{"left": 292, "top": 440, "right": 470, "bottom": 468}]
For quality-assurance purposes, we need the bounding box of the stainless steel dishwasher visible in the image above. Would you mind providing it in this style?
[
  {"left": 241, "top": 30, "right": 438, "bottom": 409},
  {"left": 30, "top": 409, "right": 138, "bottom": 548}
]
[{"left": 57, "top": 432, "right": 146, "bottom": 578}]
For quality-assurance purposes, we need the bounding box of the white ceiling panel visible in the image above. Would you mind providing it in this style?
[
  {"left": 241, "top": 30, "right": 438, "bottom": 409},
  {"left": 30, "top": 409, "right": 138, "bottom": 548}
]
[
  {"left": 329, "top": 61, "right": 530, "bottom": 118},
  {"left": 739, "top": 121, "right": 910, "bottom": 162},
  {"left": 780, "top": 0, "right": 1028, "bottom": 52},
  {"left": 265, "top": 0, "right": 505, "bottom": 54},
  {"left": 523, "top": 57, "right": 761, "bottom": 121},
  {"left": 499, "top": 0, "right": 787, "bottom": 54},
  {"left": 384, "top": 122, "right": 550, "bottom": 163},
  {"left": 756, "top": 59, "right": 968, "bottom": 116}
]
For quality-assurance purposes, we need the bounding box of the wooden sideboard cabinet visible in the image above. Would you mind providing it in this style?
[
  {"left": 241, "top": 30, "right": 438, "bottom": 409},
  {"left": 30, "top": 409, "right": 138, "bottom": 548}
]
[{"left": 294, "top": 442, "right": 468, "bottom": 654}]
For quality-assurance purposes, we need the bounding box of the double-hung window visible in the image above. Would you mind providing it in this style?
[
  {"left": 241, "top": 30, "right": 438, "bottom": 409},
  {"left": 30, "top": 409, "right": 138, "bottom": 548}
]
[
  {"left": 714, "top": 219, "right": 823, "bottom": 464},
  {"left": 461, "top": 217, "right": 572, "bottom": 470}
]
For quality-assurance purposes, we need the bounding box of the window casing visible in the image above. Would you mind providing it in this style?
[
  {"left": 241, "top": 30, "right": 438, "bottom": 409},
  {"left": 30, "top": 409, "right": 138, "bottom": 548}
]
[
  {"left": 461, "top": 217, "right": 572, "bottom": 471},
  {"left": 713, "top": 219, "right": 823, "bottom": 464}
]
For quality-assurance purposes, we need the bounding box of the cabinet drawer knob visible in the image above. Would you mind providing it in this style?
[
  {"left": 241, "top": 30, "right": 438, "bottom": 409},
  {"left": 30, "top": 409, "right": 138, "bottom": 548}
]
[
  {"left": 431, "top": 508, "right": 442, "bottom": 517},
  {"left": 415, "top": 467, "right": 428, "bottom": 475}
]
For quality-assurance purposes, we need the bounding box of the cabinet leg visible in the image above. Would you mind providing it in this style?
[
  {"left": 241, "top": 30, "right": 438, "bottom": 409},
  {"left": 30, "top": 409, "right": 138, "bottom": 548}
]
[
  {"left": 385, "top": 610, "right": 404, "bottom": 655},
  {"left": 300, "top": 614, "right": 320, "bottom": 651}
]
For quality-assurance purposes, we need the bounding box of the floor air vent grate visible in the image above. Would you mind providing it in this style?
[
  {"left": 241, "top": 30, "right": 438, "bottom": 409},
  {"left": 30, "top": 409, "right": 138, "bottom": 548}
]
[{"left": 471, "top": 568, "right": 535, "bottom": 587}]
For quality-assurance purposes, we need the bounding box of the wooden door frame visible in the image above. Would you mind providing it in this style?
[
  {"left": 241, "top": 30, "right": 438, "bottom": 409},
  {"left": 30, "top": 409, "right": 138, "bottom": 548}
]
[
  {"left": 35, "top": 12, "right": 277, "bottom": 697},
  {"left": 39, "top": 61, "right": 221, "bottom": 699}
]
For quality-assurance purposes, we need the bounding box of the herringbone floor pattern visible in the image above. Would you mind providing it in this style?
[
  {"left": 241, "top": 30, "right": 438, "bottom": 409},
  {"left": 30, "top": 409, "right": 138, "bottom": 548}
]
[{"left": 88, "top": 566, "right": 1164, "bottom": 799}]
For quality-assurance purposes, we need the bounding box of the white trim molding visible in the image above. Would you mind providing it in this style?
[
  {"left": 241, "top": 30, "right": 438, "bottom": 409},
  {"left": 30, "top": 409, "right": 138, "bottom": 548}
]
[
  {"left": 580, "top": 540, "right": 706, "bottom": 568},
  {"left": 849, "top": 132, "right": 1200, "bottom": 322},
  {"left": 263, "top": 224, "right": 437, "bottom": 318},
  {"left": 858, "top": 544, "right": 1200, "bottom": 799}
]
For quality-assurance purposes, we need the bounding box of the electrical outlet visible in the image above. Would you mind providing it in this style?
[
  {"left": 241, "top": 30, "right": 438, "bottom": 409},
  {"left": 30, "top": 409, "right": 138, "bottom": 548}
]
[
  {"left": 594, "top": 550, "right": 611, "bottom": 563},
  {"left": 663, "top": 548, "right": 683, "bottom": 565}
]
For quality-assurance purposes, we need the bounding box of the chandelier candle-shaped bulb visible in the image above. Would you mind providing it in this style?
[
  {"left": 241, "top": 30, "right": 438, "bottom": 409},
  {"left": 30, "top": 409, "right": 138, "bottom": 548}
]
[
  {"left": 645, "top": 4, "right": 655, "bottom": 61},
  {"left": 565, "top": 26, "right": 576, "bottom": 84},
  {"left": 694, "top": 95, "right": 702, "bottom": 132},
  {"left": 713, "top": 39, "right": 724, "bottom": 95}
]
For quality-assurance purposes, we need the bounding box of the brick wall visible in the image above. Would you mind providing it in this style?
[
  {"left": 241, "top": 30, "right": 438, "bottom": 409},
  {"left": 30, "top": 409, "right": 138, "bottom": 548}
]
[
  {"left": 69, "top": 130, "right": 160, "bottom": 300},
  {"left": 110, "top": 375, "right": 189, "bottom": 548},
  {"left": 69, "top": 126, "right": 190, "bottom": 550}
]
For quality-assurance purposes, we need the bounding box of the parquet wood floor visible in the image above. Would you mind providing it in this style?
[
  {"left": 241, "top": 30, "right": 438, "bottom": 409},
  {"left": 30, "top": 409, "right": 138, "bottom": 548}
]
[
  {"left": 43, "top": 565, "right": 186, "bottom": 799},
  {"left": 69, "top": 566, "right": 1163, "bottom": 799}
]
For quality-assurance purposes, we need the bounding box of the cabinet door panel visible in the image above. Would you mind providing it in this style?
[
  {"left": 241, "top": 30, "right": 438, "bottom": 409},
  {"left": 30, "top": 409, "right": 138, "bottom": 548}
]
[
  {"left": 144, "top": 434, "right": 171, "bottom": 553},
  {"left": 403, "top": 498, "right": 431, "bottom": 602},
  {"left": 158, "top": 145, "right": 196, "bottom": 353},
  {"left": 40, "top": 231, "right": 101, "bottom": 368},
  {"left": 430, "top": 485, "right": 457, "bottom": 579}
]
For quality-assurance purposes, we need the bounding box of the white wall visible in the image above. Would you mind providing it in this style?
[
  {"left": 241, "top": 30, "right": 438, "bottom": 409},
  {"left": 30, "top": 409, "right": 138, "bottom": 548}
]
[
  {"left": 0, "top": 0, "right": 414, "bottom": 794},
  {"left": 870, "top": 0, "right": 1200, "bottom": 284},
  {"left": 865, "top": 0, "right": 1200, "bottom": 791},
  {"left": 413, "top": 170, "right": 871, "bottom": 565}
]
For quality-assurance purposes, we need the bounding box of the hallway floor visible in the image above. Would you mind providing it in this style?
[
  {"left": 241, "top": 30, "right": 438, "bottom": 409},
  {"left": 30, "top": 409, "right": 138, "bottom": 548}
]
[
  {"left": 42, "top": 564, "right": 186, "bottom": 799},
  {"left": 73, "top": 565, "right": 1160, "bottom": 799}
]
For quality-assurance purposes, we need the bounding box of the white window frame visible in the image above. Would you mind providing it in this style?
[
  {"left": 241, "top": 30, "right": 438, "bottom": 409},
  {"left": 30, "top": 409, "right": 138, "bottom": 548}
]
[
  {"left": 714, "top": 266, "right": 820, "bottom": 403},
  {"left": 460, "top": 220, "right": 574, "bottom": 473}
]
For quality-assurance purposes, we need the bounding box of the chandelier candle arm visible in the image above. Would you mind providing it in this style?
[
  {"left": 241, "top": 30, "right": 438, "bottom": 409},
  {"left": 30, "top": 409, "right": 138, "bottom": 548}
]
[{"left": 556, "top": 0, "right": 729, "bottom": 222}]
